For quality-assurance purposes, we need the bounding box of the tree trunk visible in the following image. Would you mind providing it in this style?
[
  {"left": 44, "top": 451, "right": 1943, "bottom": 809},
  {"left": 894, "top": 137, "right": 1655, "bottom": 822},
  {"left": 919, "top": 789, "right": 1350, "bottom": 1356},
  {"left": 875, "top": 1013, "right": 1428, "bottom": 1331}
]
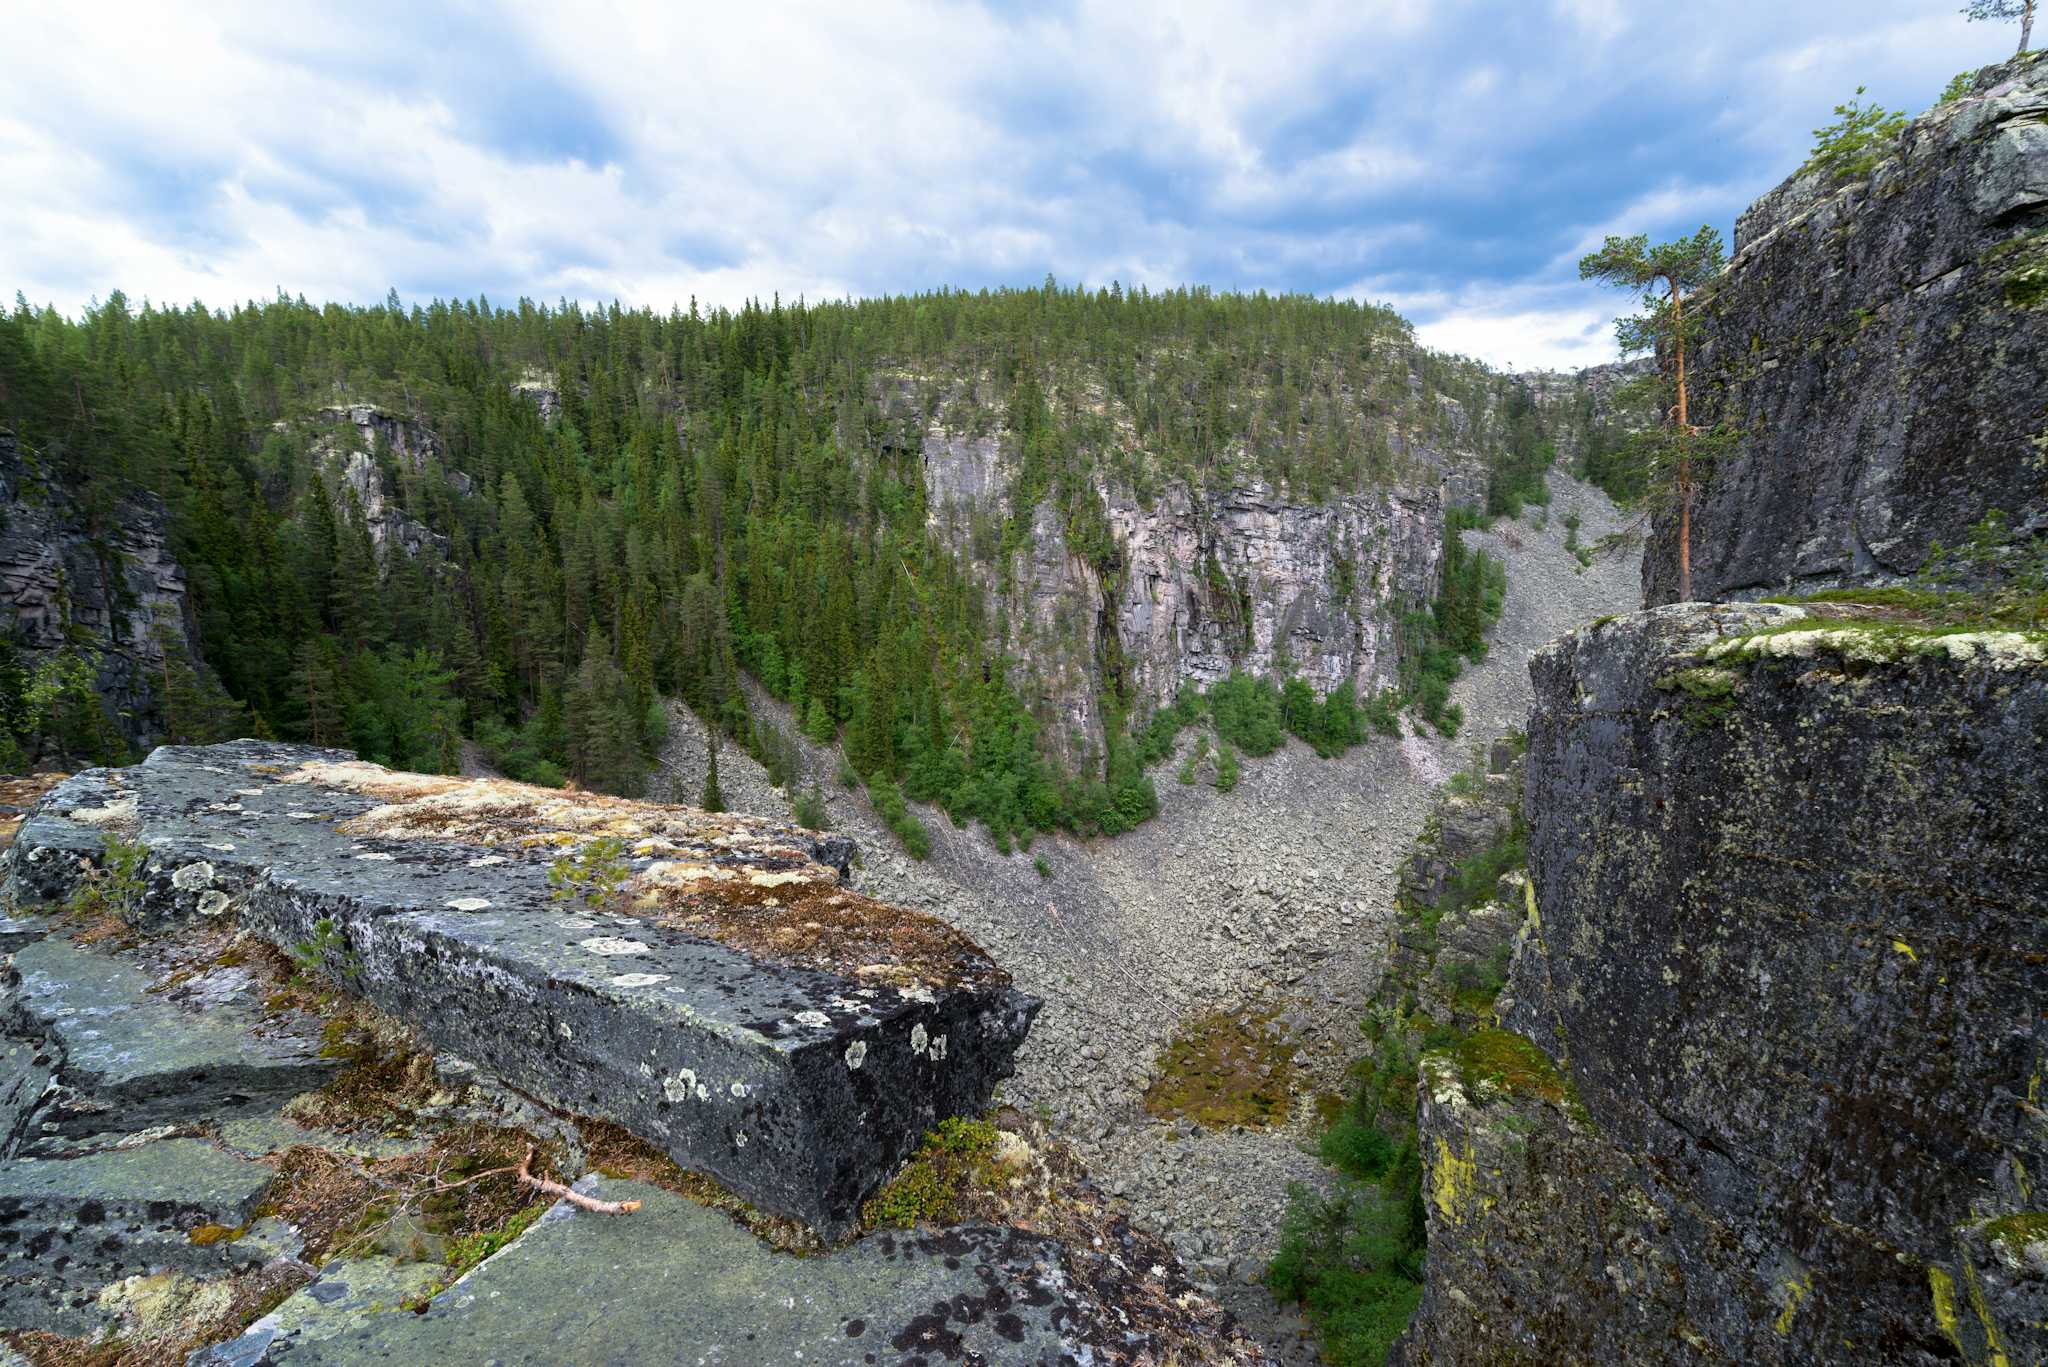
[
  {"left": 1668, "top": 276, "right": 1694, "bottom": 601},
  {"left": 2023, "top": 1, "right": 2036, "bottom": 55}
]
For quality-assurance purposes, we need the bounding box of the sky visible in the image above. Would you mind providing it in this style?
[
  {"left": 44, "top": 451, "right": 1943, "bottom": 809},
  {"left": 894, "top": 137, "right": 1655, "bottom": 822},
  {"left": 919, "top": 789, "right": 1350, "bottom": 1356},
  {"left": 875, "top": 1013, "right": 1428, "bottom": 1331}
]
[{"left": 1, "top": 1, "right": 2009, "bottom": 370}]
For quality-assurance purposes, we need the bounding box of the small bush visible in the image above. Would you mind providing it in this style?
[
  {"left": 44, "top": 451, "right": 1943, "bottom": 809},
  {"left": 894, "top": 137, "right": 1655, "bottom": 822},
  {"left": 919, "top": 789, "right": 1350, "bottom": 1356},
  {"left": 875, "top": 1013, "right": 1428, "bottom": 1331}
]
[
  {"left": 792, "top": 784, "right": 830, "bottom": 831},
  {"left": 1214, "top": 743, "right": 1240, "bottom": 793},
  {"left": 1803, "top": 86, "right": 1907, "bottom": 183},
  {"left": 861, "top": 1117, "right": 1000, "bottom": 1227},
  {"left": 868, "top": 775, "right": 932, "bottom": 859},
  {"left": 547, "top": 837, "right": 630, "bottom": 909}
]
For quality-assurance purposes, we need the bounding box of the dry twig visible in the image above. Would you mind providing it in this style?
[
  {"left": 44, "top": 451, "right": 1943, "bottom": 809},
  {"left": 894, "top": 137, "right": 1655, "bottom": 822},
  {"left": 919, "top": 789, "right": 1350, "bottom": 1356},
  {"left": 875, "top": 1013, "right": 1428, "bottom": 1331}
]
[{"left": 518, "top": 1145, "right": 643, "bottom": 1214}]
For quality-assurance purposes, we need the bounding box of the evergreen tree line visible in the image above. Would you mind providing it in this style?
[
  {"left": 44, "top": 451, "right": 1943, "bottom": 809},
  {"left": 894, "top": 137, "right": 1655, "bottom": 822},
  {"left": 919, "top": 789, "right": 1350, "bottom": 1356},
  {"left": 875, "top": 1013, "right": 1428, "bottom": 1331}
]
[{"left": 1, "top": 283, "right": 1522, "bottom": 847}]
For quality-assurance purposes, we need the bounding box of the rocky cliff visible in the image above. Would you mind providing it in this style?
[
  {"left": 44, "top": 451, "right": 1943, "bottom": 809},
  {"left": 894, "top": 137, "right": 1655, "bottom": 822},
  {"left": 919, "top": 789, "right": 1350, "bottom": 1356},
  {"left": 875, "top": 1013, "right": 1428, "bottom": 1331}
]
[
  {"left": 921, "top": 429, "right": 1445, "bottom": 762},
  {"left": 298, "top": 404, "right": 470, "bottom": 560},
  {"left": 1650, "top": 54, "right": 2048, "bottom": 602},
  {"left": 0, "top": 431, "right": 210, "bottom": 757},
  {"left": 1396, "top": 603, "right": 2048, "bottom": 1364}
]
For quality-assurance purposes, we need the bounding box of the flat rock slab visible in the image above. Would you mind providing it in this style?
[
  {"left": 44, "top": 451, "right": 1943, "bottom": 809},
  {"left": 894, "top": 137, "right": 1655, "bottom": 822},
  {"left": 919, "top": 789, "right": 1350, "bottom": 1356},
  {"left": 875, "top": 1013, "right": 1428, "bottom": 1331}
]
[
  {"left": 5, "top": 742, "right": 1039, "bottom": 1235},
  {"left": 8, "top": 936, "right": 339, "bottom": 1150},
  {"left": 201, "top": 1178, "right": 1173, "bottom": 1366},
  {"left": 0, "top": 1138, "right": 278, "bottom": 1334}
]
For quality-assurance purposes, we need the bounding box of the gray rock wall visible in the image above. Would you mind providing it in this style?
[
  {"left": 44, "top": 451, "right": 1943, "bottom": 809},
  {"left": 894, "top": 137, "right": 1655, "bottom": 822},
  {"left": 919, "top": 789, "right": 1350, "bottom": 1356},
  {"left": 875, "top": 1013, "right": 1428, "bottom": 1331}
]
[
  {"left": 921, "top": 432, "right": 1445, "bottom": 763},
  {"left": 0, "top": 430, "right": 207, "bottom": 755},
  {"left": 1400, "top": 603, "right": 2048, "bottom": 1364},
  {"left": 1649, "top": 54, "right": 2048, "bottom": 602}
]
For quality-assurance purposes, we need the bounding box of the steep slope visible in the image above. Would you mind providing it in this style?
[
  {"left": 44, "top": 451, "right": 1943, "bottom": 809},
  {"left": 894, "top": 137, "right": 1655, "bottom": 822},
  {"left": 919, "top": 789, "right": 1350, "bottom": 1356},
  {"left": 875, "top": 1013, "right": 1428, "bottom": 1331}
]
[{"left": 1649, "top": 54, "right": 2048, "bottom": 602}]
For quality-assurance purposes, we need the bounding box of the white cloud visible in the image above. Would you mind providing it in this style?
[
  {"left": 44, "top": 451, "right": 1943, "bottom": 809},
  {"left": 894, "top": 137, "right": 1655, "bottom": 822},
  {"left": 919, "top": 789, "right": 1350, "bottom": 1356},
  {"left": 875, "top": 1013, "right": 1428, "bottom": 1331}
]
[{"left": 0, "top": 0, "right": 2001, "bottom": 370}]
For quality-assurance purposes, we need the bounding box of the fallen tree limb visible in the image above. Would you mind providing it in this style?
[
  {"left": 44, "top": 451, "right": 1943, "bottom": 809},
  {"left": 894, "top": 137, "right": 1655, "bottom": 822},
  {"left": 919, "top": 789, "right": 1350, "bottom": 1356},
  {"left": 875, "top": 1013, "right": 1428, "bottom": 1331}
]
[{"left": 518, "top": 1145, "right": 643, "bottom": 1214}]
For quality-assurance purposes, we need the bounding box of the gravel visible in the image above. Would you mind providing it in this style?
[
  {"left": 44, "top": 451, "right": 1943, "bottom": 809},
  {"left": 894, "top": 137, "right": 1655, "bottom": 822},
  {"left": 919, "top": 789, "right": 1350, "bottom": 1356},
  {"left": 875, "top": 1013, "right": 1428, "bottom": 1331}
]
[{"left": 651, "top": 470, "right": 1641, "bottom": 1363}]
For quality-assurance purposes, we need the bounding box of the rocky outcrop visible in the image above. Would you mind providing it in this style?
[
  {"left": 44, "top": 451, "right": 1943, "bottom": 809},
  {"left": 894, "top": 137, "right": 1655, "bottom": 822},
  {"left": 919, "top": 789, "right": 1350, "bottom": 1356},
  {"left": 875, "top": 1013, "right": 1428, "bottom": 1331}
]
[
  {"left": 303, "top": 405, "right": 470, "bottom": 559},
  {"left": 1650, "top": 55, "right": 2048, "bottom": 602},
  {"left": 5, "top": 741, "right": 1035, "bottom": 1237},
  {"left": 1399, "top": 603, "right": 2048, "bottom": 1364},
  {"left": 509, "top": 369, "right": 560, "bottom": 424},
  {"left": 0, "top": 742, "right": 1269, "bottom": 1363},
  {"left": 921, "top": 433, "right": 1444, "bottom": 763},
  {"left": 0, "top": 430, "right": 210, "bottom": 755}
]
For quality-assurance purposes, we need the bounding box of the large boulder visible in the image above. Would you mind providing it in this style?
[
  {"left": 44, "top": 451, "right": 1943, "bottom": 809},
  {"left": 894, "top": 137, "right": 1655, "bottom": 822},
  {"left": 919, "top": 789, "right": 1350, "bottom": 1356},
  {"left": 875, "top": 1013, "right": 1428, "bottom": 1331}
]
[
  {"left": 4, "top": 741, "right": 1039, "bottom": 1237},
  {"left": 1399, "top": 603, "right": 2048, "bottom": 1363}
]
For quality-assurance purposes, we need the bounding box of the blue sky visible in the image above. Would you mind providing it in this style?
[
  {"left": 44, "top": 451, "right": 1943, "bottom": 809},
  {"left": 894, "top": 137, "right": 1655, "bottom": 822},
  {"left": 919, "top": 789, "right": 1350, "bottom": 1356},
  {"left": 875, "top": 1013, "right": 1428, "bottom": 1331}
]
[{"left": 2, "top": 1, "right": 2008, "bottom": 369}]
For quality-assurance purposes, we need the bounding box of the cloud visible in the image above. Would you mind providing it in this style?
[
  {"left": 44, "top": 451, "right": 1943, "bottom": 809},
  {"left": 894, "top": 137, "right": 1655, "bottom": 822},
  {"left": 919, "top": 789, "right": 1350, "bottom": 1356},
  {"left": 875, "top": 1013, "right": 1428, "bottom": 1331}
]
[{"left": 1, "top": 0, "right": 2000, "bottom": 368}]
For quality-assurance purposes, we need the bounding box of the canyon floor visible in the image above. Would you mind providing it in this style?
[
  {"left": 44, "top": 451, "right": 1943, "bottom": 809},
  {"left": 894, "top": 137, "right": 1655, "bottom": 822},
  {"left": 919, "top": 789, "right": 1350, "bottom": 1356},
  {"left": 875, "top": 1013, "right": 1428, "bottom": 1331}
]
[{"left": 655, "top": 468, "right": 1641, "bottom": 1362}]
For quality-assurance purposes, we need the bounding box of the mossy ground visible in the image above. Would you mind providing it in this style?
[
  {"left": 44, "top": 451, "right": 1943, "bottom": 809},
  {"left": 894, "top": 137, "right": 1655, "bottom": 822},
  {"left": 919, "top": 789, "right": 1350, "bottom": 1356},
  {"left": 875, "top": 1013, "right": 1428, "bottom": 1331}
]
[
  {"left": 859, "top": 1116, "right": 1002, "bottom": 1228},
  {"left": 1143, "top": 1007, "right": 1302, "bottom": 1128}
]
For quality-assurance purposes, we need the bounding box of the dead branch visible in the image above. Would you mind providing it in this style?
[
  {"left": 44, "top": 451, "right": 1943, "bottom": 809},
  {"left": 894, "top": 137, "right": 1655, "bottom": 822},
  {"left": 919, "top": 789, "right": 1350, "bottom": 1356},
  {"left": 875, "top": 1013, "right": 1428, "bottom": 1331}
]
[{"left": 518, "top": 1145, "right": 643, "bottom": 1214}]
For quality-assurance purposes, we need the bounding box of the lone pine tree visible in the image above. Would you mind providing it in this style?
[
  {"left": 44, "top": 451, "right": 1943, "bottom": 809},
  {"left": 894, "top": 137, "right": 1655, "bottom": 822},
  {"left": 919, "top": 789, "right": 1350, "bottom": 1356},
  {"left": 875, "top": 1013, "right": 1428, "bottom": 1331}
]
[{"left": 1579, "top": 227, "right": 1726, "bottom": 601}]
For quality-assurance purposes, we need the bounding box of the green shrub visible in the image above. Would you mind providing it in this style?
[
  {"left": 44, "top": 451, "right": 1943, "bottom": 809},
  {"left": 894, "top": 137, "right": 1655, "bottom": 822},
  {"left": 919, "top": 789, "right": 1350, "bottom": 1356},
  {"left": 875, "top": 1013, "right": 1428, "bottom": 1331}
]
[
  {"left": 1214, "top": 743, "right": 1239, "bottom": 793},
  {"left": 792, "top": 784, "right": 830, "bottom": 831},
  {"left": 868, "top": 775, "right": 932, "bottom": 859},
  {"left": 1268, "top": 1171, "right": 1427, "bottom": 1367},
  {"left": 548, "top": 837, "right": 630, "bottom": 909}
]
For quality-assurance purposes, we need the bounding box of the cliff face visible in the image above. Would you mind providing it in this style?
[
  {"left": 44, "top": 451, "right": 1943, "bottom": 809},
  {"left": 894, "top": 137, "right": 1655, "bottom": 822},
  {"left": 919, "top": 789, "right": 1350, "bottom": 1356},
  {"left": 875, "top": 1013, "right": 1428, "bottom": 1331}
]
[
  {"left": 0, "top": 431, "right": 206, "bottom": 754},
  {"left": 300, "top": 403, "right": 470, "bottom": 559},
  {"left": 921, "top": 431, "right": 1446, "bottom": 762},
  {"left": 1399, "top": 604, "right": 2048, "bottom": 1364},
  {"left": 1649, "top": 55, "right": 2048, "bottom": 602}
]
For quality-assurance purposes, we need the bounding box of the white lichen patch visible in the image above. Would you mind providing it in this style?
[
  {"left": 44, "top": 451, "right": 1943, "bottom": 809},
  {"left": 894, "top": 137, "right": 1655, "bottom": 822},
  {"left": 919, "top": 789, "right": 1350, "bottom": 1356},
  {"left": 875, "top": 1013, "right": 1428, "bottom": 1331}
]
[
  {"left": 234, "top": 788, "right": 264, "bottom": 797},
  {"left": 66, "top": 796, "right": 137, "bottom": 828},
  {"left": 204, "top": 842, "right": 235, "bottom": 852},
  {"left": 844, "top": 1040, "right": 868, "bottom": 1070},
  {"left": 557, "top": 917, "right": 597, "bottom": 931},
  {"left": 1931, "top": 631, "right": 2048, "bottom": 669},
  {"left": 749, "top": 870, "right": 811, "bottom": 889},
  {"left": 556, "top": 1021, "right": 573, "bottom": 1040},
  {"left": 355, "top": 852, "right": 396, "bottom": 862},
  {"left": 196, "top": 890, "right": 231, "bottom": 918},
  {"left": 910, "top": 1023, "right": 929, "bottom": 1055},
  {"left": 898, "top": 985, "right": 938, "bottom": 1005},
  {"left": 466, "top": 855, "right": 509, "bottom": 868},
  {"left": 445, "top": 897, "right": 492, "bottom": 912},
  {"left": 609, "top": 973, "right": 671, "bottom": 988},
  {"left": 577, "top": 936, "right": 650, "bottom": 956},
  {"left": 729, "top": 1081, "right": 749, "bottom": 1098},
  {"left": 793, "top": 1010, "right": 831, "bottom": 1028},
  {"left": 286, "top": 811, "right": 320, "bottom": 821},
  {"left": 204, "top": 802, "right": 244, "bottom": 814},
  {"left": 929, "top": 1034, "right": 948, "bottom": 1061},
  {"left": 663, "top": 1068, "right": 709, "bottom": 1103},
  {"left": 170, "top": 862, "right": 215, "bottom": 892}
]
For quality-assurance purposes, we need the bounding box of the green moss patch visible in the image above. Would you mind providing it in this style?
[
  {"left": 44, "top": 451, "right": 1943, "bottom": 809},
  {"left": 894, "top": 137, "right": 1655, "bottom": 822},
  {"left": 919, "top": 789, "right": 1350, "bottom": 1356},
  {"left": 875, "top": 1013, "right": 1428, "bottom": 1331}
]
[
  {"left": 1983, "top": 1211, "right": 2048, "bottom": 1256},
  {"left": 859, "top": 1117, "right": 1001, "bottom": 1228},
  {"left": 1143, "top": 1008, "right": 1301, "bottom": 1129},
  {"left": 1454, "top": 1029, "right": 1567, "bottom": 1103}
]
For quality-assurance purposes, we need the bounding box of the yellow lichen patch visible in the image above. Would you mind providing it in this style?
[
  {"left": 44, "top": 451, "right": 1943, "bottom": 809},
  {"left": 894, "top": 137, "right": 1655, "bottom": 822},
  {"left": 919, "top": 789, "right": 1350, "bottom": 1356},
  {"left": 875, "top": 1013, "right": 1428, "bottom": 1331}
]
[
  {"left": 1774, "top": 1272, "right": 1812, "bottom": 1334},
  {"left": 281, "top": 760, "right": 470, "bottom": 803},
  {"left": 1892, "top": 938, "right": 1918, "bottom": 962},
  {"left": 1931, "top": 1266, "right": 1962, "bottom": 1347},
  {"left": 1431, "top": 1136, "right": 1477, "bottom": 1223}
]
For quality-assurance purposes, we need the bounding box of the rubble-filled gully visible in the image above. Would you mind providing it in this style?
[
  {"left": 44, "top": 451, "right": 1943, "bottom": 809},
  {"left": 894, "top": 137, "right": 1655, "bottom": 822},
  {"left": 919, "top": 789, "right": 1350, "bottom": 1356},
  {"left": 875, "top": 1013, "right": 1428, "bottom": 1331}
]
[{"left": 656, "top": 469, "right": 1640, "bottom": 1361}]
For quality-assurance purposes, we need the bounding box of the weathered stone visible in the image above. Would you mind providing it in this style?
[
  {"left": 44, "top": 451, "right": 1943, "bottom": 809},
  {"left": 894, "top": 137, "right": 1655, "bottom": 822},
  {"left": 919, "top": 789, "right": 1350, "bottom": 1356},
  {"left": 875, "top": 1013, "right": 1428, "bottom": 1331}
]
[
  {"left": 7, "top": 935, "right": 339, "bottom": 1151},
  {"left": 1649, "top": 54, "right": 2048, "bottom": 602},
  {"left": 0, "top": 1138, "right": 278, "bottom": 1335},
  {"left": 1400, "top": 602, "right": 2048, "bottom": 1364},
  {"left": 6, "top": 741, "right": 1038, "bottom": 1237},
  {"left": 196, "top": 1177, "right": 1230, "bottom": 1366}
]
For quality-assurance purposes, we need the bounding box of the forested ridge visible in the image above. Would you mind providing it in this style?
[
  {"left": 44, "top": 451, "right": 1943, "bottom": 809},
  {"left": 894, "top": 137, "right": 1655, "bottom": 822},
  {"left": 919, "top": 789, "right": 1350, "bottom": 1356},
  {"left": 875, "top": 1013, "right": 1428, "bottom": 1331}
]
[{"left": 0, "top": 282, "right": 1535, "bottom": 850}]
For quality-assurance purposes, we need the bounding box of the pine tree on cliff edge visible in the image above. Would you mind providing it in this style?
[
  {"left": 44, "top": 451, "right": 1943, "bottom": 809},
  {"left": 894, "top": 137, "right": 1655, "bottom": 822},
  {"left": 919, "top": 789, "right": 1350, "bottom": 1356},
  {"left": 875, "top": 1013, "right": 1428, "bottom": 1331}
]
[
  {"left": 1579, "top": 227, "right": 1726, "bottom": 601},
  {"left": 1967, "top": 0, "right": 2038, "bottom": 56}
]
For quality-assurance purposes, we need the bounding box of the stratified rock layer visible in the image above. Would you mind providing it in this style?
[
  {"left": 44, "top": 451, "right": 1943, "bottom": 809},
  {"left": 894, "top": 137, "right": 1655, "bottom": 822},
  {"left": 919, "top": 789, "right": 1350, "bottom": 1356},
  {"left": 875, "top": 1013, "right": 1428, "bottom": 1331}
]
[
  {"left": 1399, "top": 603, "right": 2048, "bottom": 1365},
  {"left": 1649, "top": 54, "right": 2048, "bottom": 602},
  {"left": 4, "top": 741, "right": 1038, "bottom": 1236}
]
